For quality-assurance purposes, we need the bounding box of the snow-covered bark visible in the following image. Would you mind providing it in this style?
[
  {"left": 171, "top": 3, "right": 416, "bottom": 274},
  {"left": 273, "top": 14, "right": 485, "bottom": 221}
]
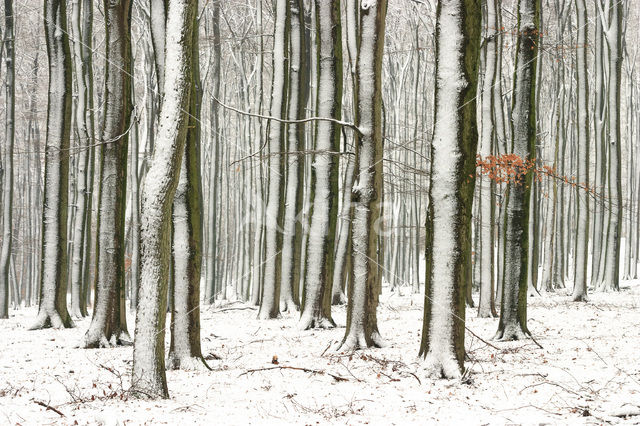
[
  {"left": 132, "top": 0, "right": 196, "bottom": 399},
  {"left": 258, "top": 0, "right": 289, "bottom": 320},
  {"left": 419, "top": 0, "right": 480, "bottom": 378},
  {"left": 572, "top": 0, "right": 589, "bottom": 301},
  {"left": 299, "top": 0, "right": 342, "bottom": 330},
  {"left": 477, "top": 0, "right": 498, "bottom": 318},
  {"left": 280, "top": 0, "right": 308, "bottom": 312},
  {"left": 0, "top": 0, "right": 15, "bottom": 319},
  {"left": 82, "top": 0, "right": 132, "bottom": 348},
  {"left": 168, "top": 17, "right": 208, "bottom": 371},
  {"left": 31, "top": 0, "right": 74, "bottom": 330},
  {"left": 338, "top": 0, "right": 387, "bottom": 351},
  {"left": 495, "top": 0, "right": 539, "bottom": 341},
  {"left": 598, "top": 0, "right": 623, "bottom": 292}
]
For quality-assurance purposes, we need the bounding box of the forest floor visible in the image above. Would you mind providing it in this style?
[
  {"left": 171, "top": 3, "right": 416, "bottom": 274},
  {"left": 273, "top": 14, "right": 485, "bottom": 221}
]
[{"left": 2, "top": 282, "right": 640, "bottom": 425}]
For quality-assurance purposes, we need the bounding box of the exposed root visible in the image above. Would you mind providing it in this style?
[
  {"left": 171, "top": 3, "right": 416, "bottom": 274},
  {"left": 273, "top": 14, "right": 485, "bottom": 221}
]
[{"left": 494, "top": 323, "right": 529, "bottom": 342}]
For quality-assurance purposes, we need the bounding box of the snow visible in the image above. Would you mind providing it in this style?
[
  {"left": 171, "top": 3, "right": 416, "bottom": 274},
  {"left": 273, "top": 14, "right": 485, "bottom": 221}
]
[{"left": 3, "top": 284, "right": 640, "bottom": 424}]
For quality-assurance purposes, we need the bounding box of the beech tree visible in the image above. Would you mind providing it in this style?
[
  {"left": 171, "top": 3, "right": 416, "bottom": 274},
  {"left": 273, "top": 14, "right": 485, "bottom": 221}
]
[
  {"left": 258, "top": 0, "right": 289, "bottom": 320},
  {"left": 280, "top": 0, "right": 308, "bottom": 312},
  {"left": 31, "top": 0, "right": 74, "bottom": 330},
  {"left": 299, "top": 0, "right": 342, "bottom": 330},
  {"left": 0, "top": 0, "right": 15, "bottom": 319},
  {"left": 419, "top": 0, "right": 480, "bottom": 378},
  {"left": 168, "top": 7, "right": 208, "bottom": 371},
  {"left": 132, "top": 0, "right": 197, "bottom": 399},
  {"left": 82, "top": 0, "right": 132, "bottom": 348},
  {"left": 339, "top": 0, "right": 387, "bottom": 351},
  {"left": 572, "top": 0, "right": 589, "bottom": 301},
  {"left": 495, "top": 0, "right": 539, "bottom": 341}
]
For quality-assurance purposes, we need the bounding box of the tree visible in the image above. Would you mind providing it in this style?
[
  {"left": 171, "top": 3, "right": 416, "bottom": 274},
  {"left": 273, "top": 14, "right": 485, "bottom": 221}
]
[
  {"left": 572, "top": 0, "right": 589, "bottom": 301},
  {"left": 339, "top": 0, "right": 387, "bottom": 351},
  {"left": 31, "top": 0, "right": 74, "bottom": 330},
  {"left": 279, "top": 0, "right": 309, "bottom": 312},
  {"left": 494, "top": 0, "right": 539, "bottom": 341},
  {"left": 132, "top": 0, "right": 197, "bottom": 399},
  {"left": 477, "top": 0, "right": 499, "bottom": 318},
  {"left": 419, "top": 0, "right": 480, "bottom": 378},
  {"left": 0, "top": 0, "right": 15, "bottom": 319},
  {"left": 82, "top": 0, "right": 132, "bottom": 348},
  {"left": 597, "top": 0, "right": 623, "bottom": 292},
  {"left": 168, "top": 7, "right": 209, "bottom": 371},
  {"left": 68, "top": 0, "right": 92, "bottom": 319},
  {"left": 298, "top": 0, "right": 342, "bottom": 330},
  {"left": 258, "top": 0, "right": 289, "bottom": 320}
]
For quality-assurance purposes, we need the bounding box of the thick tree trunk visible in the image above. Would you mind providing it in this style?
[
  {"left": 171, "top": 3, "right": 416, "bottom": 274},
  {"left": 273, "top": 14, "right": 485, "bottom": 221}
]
[
  {"left": 258, "top": 0, "right": 289, "bottom": 320},
  {"left": 31, "top": 0, "right": 74, "bottom": 330},
  {"left": 572, "top": 0, "right": 589, "bottom": 301},
  {"left": 419, "top": 0, "right": 480, "bottom": 378},
  {"left": 495, "top": 0, "right": 539, "bottom": 341},
  {"left": 0, "top": 0, "right": 15, "bottom": 319},
  {"left": 598, "top": 0, "right": 623, "bottom": 292},
  {"left": 477, "top": 0, "right": 498, "bottom": 318},
  {"left": 280, "top": 0, "right": 308, "bottom": 312},
  {"left": 168, "top": 12, "right": 208, "bottom": 371},
  {"left": 132, "top": 0, "right": 196, "bottom": 399},
  {"left": 299, "top": 0, "right": 342, "bottom": 330},
  {"left": 338, "top": 0, "right": 387, "bottom": 352},
  {"left": 82, "top": 0, "right": 132, "bottom": 348}
]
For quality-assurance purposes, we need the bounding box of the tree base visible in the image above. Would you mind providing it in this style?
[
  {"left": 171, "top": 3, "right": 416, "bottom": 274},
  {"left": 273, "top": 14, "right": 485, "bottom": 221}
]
[
  {"left": 166, "top": 354, "right": 210, "bottom": 371},
  {"left": 422, "top": 352, "right": 462, "bottom": 379},
  {"left": 298, "top": 314, "right": 335, "bottom": 331},
  {"left": 494, "top": 323, "right": 529, "bottom": 341},
  {"left": 29, "top": 311, "right": 74, "bottom": 330},
  {"left": 337, "top": 330, "right": 384, "bottom": 352},
  {"left": 82, "top": 330, "right": 133, "bottom": 349},
  {"left": 280, "top": 296, "right": 299, "bottom": 313}
]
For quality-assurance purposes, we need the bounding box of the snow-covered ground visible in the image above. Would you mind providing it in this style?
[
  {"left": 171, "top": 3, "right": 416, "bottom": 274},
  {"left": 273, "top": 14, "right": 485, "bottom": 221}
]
[{"left": 2, "top": 282, "right": 640, "bottom": 425}]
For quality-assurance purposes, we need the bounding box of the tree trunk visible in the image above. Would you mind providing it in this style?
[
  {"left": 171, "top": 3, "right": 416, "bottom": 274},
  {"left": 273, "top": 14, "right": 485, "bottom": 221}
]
[
  {"left": 82, "top": 0, "right": 132, "bottom": 348},
  {"left": 419, "top": 0, "right": 480, "bottom": 378},
  {"left": 280, "top": 0, "right": 308, "bottom": 312},
  {"left": 31, "top": 0, "right": 74, "bottom": 330},
  {"left": 338, "top": 0, "right": 388, "bottom": 352},
  {"left": 132, "top": 0, "right": 196, "bottom": 399},
  {"left": 0, "top": 0, "right": 15, "bottom": 319},
  {"left": 258, "top": 0, "right": 289, "bottom": 320},
  {"left": 572, "top": 0, "right": 589, "bottom": 301},
  {"left": 477, "top": 0, "right": 498, "bottom": 318},
  {"left": 299, "top": 0, "right": 342, "bottom": 330},
  {"left": 495, "top": 0, "right": 539, "bottom": 341}
]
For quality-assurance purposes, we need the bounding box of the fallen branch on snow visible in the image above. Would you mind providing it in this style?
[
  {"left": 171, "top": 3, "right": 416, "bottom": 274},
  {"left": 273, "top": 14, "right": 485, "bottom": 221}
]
[
  {"left": 239, "top": 365, "right": 349, "bottom": 382},
  {"left": 33, "top": 400, "right": 65, "bottom": 417}
]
